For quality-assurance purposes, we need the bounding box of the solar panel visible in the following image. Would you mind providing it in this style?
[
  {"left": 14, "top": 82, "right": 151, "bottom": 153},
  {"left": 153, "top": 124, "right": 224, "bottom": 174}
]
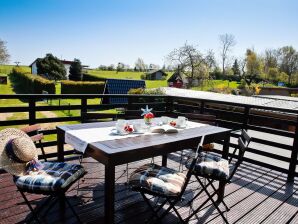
[{"left": 104, "top": 79, "right": 146, "bottom": 104}]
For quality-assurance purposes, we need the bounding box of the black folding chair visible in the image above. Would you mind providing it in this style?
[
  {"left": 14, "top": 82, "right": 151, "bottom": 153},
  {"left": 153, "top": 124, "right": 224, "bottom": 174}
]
[
  {"left": 128, "top": 137, "right": 206, "bottom": 223},
  {"left": 185, "top": 129, "right": 251, "bottom": 223},
  {"left": 177, "top": 113, "right": 217, "bottom": 171},
  {"left": 16, "top": 126, "right": 87, "bottom": 223}
]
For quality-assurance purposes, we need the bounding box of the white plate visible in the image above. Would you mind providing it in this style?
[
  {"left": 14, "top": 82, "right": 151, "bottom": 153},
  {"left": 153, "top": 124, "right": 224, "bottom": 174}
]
[
  {"left": 110, "top": 129, "right": 144, "bottom": 135},
  {"left": 176, "top": 125, "right": 187, "bottom": 129},
  {"left": 110, "top": 129, "right": 128, "bottom": 136}
]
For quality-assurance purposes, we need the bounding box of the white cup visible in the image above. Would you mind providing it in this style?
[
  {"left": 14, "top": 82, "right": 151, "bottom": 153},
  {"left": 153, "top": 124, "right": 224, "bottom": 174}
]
[
  {"left": 161, "top": 116, "right": 169, "bottom": 125},
  {"left": 133, "top": 122, "right": 142, "bottom": 132},
  {"left": 116, "top": 120, "right": 127, "bottom": 134},
  {"left": 177, "top": 116, "right": 188, "bottom": 128}
]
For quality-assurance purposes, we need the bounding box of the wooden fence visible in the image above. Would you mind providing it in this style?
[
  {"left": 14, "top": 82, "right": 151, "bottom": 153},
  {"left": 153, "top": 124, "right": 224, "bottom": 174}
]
[{"left": 0, "top": 94, "right": 297, "bottom": 182}]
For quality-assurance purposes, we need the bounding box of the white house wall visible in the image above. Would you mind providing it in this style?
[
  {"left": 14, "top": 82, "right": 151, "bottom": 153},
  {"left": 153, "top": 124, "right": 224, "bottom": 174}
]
[
  {"left": 31, "top": 62, "right": 70, "bottom": 79},
  {"left": 31, "top": 62, "right": 38, "bottom": 74}
]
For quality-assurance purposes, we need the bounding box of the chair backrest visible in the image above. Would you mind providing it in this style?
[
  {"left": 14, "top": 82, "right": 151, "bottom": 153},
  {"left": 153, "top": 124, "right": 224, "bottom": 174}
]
[
  {"left": 178, "top": 136, "right": 205, "bottom": 198},
  {"left": 183, "top": 113, "right": 217, "bottom": 125},
  {"left": 228, "top": 129, "right": 251, "bottom": 182},
  {"left": 20, "top": 125, "right": 47, "bottom": 161}
]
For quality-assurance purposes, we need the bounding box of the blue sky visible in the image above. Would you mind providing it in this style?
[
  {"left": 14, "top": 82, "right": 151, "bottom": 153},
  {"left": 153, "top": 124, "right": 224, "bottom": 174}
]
[{"left": 0, "top": 0, "right": 297, "bottom": 68}]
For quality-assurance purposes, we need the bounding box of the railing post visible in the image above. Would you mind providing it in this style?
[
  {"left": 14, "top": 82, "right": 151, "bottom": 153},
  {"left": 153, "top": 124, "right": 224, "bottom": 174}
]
[
  {"left": 81, "top": 98, "right": 87, "bottom": 123},
  {"left": 166, "top": 96, "right": 174, "bottom": 115},
  {"left": 200, "top": 100, "right": 205, "bottom": 114},
  {"left": 243, "top": 106, "right": 250, "bottom": 130},
  {"left": 287, "top": 114, "right": 298, "bottom": 182},
  {"left": 28, "top": 98, "right": 36, "bottom": 125}
]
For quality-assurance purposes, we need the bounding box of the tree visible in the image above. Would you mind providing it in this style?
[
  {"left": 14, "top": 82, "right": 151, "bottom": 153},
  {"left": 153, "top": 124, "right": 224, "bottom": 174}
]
[
  {"left": 232, "top": 59, "right": 241, "bottom": 77},
  {"left": 244, "top": 49, "right": 263, "bottom": 85},
  {"left": 268, "top": 67, "right": 279, "bottom": 82},
  {"left": 36, "top": 54, "right": 66, "bottom": 80},
  {"left": 167, "top": 42, "right": 205, "bottom": 87},
  {"left": 116, "top": 62, "right": 125, "bottom": 73},
  {"left": 264, "top": 49, "right": 279, "bottom": 73},
  {"left": 0, "top": 39, "right": 10, "bottom": 64},
  {"left": 219, "top": 34, "right": 236, "bottom": 77},
  {"left": 69, "top": 58, "right": 82, "bottom": 81},
  {"left": 278, "top": 46, "right": 298, "bottom": 84},
  {"left": 135, "top": 58, "right": 146, "bottom": 72}
]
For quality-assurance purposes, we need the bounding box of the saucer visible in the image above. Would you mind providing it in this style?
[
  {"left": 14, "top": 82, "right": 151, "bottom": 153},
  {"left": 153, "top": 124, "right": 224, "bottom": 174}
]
[
  {"left": 176, "top": 125, "right": 187, "bottom": 129},
  {"left": 110, "top": 129, "right": 129, "bottom": 136}
]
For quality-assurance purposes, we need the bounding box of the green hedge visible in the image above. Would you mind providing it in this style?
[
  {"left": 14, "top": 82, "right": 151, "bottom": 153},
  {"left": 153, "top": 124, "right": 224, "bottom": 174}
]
[
  {"left": 83, "top": 73, "right": 107, "bottom": 82},
  {"left": 61, "top": 80, "right": 105, "bottom": 94},
  {"left": 9, "top": 67, "right": 55, "bottom": 94}
]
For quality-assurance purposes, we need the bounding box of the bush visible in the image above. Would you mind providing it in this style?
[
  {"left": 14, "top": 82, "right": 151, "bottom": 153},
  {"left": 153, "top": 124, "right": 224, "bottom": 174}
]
[
  {"left": 128, "top": 88, "right": 144, "bottom": 94},
  {"left": 140, "top": 74, "right": 146, "bottom": 80},
  {"left": 61, "top": 80, "right": 105, "bottom": 94},
  {"left": 9, "top": 67, "right": 55, "bottom": 94},
  {"left": 82, "top": 73, "right": 107, "bottom": 82}
]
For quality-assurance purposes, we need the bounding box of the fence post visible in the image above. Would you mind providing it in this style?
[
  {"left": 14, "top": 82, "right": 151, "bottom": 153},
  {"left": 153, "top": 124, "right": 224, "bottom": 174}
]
[
  {"left": 166, "top": 96, "right": 174, "bottom": 115},
  {"left": 287, "top": 115, "right": 298, "bottom": 182},
  {"left": 28, "top": 98, "right": 36, "bottom": 125},
  {"left": 81, "top": 98, "right": 87, "bottom": 123},
  {"left": 200, "top": 100, "right": 205, "bottom": 114}
]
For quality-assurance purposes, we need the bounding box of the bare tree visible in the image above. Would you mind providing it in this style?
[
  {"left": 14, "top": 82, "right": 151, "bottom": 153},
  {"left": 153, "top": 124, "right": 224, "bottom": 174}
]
[
  {"left": 0, "top": 39, "right": 10, "bottom": 64},
  {"left": 135, "top": 58, "right": 146, "bottom": 72},
  {"left": 219, "top": 34, "right": 236, "bottom": 77},
  {"left": 278, "top": 46, "right": 298, "bottom": 84},
  {"left": 167, "top": 42, "right": 205, "bottom": 87}
]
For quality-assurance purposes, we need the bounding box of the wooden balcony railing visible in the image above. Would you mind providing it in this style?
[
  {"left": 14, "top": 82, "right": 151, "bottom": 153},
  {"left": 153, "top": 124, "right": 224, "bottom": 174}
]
[{"left": 0, "top": 94, "right": 297, "bottom": 182}]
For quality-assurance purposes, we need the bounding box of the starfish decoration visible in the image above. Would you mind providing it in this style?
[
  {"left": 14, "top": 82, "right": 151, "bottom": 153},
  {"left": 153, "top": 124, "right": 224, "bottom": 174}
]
[{"left": 141, "top": 105, "right": 153, "bottom": 116}]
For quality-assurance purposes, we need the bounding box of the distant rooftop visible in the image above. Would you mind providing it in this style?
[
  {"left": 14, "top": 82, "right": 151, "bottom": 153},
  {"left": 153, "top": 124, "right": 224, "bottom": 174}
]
[{"left": 161, "top": 87, "right": 298, "bottom": 111}]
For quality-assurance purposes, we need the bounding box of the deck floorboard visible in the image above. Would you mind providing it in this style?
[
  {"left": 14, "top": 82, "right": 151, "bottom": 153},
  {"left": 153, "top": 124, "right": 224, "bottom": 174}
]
[{"left": 0, "top": 155, "right": 297, "bottom": 224}]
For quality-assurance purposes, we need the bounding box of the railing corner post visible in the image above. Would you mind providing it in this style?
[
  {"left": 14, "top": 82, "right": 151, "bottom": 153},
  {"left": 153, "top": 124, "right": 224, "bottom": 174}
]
[
  {"left": 287, "top": 114, "right": 298, "bottom": 182},
  {"left": 81, "top": 98, "right": 87, "bottom": 123}
]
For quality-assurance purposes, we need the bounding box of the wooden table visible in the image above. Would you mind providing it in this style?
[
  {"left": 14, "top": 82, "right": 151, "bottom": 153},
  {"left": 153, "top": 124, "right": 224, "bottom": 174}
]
[{"left": 57, "top": 121, "right": 231, "bottom": 224}]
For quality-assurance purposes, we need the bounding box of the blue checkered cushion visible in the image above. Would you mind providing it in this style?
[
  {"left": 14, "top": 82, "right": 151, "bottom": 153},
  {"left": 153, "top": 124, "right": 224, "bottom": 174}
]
[
  {"left": 14, "top": 162, "right": 85, "bottom": 193},
  {"left": 129, "top": 163, "right": 186, "bottom": 197},
  {"left": 186, "top": 152, "right": 229, "bottom": 180}
]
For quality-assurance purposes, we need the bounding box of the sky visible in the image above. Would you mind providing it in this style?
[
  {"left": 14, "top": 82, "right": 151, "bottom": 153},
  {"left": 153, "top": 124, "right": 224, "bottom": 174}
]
[{"left": 0, "top": 0, "right": 298, "bottom": 68}]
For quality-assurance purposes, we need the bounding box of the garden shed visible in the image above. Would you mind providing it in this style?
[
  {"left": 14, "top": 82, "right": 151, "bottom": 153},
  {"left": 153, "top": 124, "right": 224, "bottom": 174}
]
[
  {"left": 167, "top": 71, "right": 183, "bottom": 88},
  {"left": 145, "top": 70, "right": 167, "bottom": 80},
  {"left": 102, "top": 79, "right": 146, "bottom": 104}
]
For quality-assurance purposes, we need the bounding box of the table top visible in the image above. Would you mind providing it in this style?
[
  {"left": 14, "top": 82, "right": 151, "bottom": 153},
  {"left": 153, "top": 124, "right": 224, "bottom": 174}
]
[{"left": 57, "top": 120, "right": 231, "bottom": 165}]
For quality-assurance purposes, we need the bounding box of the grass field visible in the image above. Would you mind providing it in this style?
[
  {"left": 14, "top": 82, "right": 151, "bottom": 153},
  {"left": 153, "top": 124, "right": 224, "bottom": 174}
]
[
  {"left": 192, "top": 80, "right": 240, "bottom": 91},
  {"left": 87, "top": 70, "right": 171, "bottom": 88},
  {"left": 0, "top": 65, "right": 31, "bottom": 75}
]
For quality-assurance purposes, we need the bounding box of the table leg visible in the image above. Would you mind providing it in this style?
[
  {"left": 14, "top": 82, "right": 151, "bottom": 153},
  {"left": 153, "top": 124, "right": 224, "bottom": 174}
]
[
  {"left": 57, "top": 128, "right": 65, "bottom": 162},
  {"left": 218, "top": 133, "right": 230, "bottom": 201},
  {"left": 162, "top": 155, "right": 167, "bottom": 166},
  {"left": 105, "top": 163, "right": 115, "bottom": 224}
]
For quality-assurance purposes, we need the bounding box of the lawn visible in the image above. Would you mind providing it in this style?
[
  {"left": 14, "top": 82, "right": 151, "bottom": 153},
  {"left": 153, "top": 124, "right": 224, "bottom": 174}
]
[
  {"left": 86, "top": 70, "right": 171, "bottom": 88},
  {"left": 192, "top": 80, "right": 240, "bottom": 91},
  {"left": 0, "top": 65, "right": 31, "bottom": 74}
]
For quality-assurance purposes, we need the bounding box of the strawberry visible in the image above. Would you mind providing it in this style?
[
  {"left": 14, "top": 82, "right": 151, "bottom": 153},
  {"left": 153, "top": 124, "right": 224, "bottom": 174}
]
[{"left": 170, "top": 121, "right": 176, "bottom": 127}]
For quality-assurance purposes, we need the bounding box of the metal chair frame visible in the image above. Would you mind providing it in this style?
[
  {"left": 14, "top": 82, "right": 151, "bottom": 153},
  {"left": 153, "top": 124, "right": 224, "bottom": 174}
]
[
  {"left": 130, "top": 137, "right": 206, "bottom": 223},
  {"left": 18, "top": 125, "right": 85, "bottom": 223},
  {"left": 185, "top": 130, "right": 251, "bottom": 224},
  {"left": 17, "top": 177, "right": 84, "bottom": 224}
]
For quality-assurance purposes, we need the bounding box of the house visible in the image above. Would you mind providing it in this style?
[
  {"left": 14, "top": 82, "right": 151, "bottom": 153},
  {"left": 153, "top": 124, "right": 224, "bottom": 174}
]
[
  {"left": 29, "top": 59, "right": 88, "bottom": 79},
  {"left": 167, "top": 70, "right": 183, "bottom": 88},
  {"left": 102, "top": 79, "right": 146, "bottom": 104},
  {"left": 145, "top": 70, "right": 167, "bottom": 80}
]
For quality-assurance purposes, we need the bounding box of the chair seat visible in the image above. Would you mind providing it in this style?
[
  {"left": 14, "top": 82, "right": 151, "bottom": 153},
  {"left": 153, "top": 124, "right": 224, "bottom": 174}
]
[
  {"left": 129, "top": 163, "right": 186, "bottom": 197},
  {"left": 186, "top": 152, "right": 229, "bottom": 180},
  {"left": 14, "top": 162, "right": 86, "bottom": 193}
]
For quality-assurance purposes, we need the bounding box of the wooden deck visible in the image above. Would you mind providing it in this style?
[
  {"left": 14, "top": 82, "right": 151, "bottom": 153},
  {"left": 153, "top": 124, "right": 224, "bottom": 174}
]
[{"left": 0, "top": 152, "right": 297, "bottom": 224}]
